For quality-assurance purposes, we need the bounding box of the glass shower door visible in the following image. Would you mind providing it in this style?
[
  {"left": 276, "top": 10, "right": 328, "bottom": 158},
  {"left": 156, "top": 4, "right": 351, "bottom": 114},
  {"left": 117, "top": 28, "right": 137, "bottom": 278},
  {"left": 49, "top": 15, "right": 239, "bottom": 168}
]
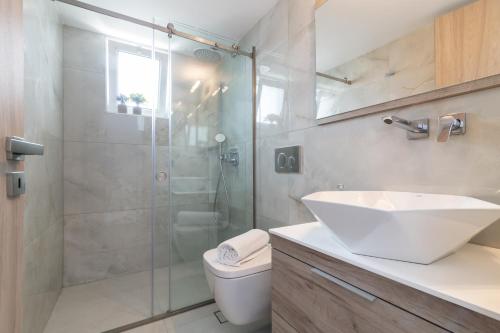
[{"left": 154, "top": 24, "right": 254, "bottom": 311}]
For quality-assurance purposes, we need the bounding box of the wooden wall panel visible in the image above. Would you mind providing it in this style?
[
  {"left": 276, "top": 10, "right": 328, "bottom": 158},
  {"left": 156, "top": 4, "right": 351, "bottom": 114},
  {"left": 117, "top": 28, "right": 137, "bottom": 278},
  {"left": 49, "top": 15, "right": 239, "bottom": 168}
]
[
  {"left": 315, "top": 0, "right": 327, "bottom": 10},
  {"left": 436, "top": 0, "right": 500, "bottom": 87},
  {"left": 0, "top": 0, "right": 24, "bottom": 332}
]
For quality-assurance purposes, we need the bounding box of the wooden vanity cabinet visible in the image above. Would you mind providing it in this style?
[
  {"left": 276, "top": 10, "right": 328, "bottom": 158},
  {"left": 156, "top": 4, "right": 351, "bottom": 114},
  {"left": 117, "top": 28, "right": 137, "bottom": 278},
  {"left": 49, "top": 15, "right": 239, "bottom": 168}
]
[{"left": 271, "top": 235, "right": 500, "bottom": 333}]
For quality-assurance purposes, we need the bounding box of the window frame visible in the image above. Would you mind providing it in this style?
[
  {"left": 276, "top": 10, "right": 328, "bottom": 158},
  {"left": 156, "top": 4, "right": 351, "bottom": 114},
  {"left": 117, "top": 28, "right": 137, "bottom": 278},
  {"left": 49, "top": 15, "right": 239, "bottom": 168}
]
[{"left": 106, "top": 38, "right": 169, "bottom": 118}]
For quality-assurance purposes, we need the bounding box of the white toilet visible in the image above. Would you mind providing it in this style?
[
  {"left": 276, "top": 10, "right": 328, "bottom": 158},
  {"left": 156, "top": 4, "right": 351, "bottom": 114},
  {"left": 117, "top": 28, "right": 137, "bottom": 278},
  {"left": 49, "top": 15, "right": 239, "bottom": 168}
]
[{"left": 203, "top": 245, "right": 272, "bottom": 325}]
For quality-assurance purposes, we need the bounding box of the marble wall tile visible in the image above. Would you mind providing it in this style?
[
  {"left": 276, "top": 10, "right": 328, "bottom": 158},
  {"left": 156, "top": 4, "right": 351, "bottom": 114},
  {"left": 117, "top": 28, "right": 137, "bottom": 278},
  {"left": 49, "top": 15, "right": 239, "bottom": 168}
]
[
  {"left": 171, "top": 146, "right": 209, "bottom": 178},
  {"left": 63, "top": 243, "right": 152, "bottom": 286},
  {"left": 23, "top": 0, "right": 64, "bottom": 332},
  {"left": 23, "top": 221, "right": 63, "bottom": 333},
  {"left": 62, "top": 208, "right": 169, "bottom": 286},
  {"left": 287, "top": 22, "right": 317, "bottom": 131},
  {"left": 63, "top": 66, "right": 159, "bottom": 145},
  {"left": 244, "top": 0, "right": 317, "bottom": 137},
  {"left": 256, "top": 133, "right": 290, "bottom": 226},
  {"left": 64, "top": 141, "right": 147, "bottom": 215},
  {"left": 240, "top": 0, "right": 289, "bottom": 54},
  {"left": 63, "top": 26, "right": 107, "bottom": 74},
  {"left": 23, "top": 134, "right": 63, "bottom": 245},
  {"left": 64, "top": 211, "right": 150, "bottom": 253},
  {"left": 255, "top": 43, "right": 290, "bottom": 139},
  {"left": 288, "top": 0, "right": 315, "bottom": 38}
]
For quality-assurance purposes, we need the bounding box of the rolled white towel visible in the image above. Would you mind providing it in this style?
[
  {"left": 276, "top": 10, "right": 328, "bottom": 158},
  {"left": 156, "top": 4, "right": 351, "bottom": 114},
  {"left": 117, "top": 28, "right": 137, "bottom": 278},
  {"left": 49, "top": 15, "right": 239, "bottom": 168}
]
[{"left": 217, "top": 229, "right": 270, "bottom": 266}]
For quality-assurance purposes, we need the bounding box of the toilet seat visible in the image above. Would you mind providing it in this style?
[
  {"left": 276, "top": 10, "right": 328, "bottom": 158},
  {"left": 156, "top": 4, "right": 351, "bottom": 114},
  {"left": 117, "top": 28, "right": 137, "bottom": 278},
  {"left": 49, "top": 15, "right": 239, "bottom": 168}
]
[{"left": 203, "top": 245, "right": 272, "bottom": 279}]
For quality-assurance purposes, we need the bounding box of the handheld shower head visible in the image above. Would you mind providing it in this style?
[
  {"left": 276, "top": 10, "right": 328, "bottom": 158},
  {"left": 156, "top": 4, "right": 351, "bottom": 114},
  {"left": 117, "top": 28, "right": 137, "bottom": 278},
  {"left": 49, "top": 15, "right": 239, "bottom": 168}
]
[{"left": 214, "top": 133, "right": 226, "bottom": 143}]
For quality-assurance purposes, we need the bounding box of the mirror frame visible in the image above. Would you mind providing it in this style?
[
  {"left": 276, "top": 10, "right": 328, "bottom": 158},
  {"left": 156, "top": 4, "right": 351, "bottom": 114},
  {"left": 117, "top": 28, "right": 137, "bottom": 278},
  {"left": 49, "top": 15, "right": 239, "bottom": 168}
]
[{"left": 316, "top": 73, "right": 500, "bottom": 125}]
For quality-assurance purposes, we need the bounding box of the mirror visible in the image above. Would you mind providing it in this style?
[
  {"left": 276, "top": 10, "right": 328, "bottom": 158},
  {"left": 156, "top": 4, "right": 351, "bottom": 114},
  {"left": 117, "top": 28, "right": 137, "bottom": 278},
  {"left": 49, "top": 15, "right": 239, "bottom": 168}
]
[{"left": 315, "top": 0, "right": 500, "bottom": 121}]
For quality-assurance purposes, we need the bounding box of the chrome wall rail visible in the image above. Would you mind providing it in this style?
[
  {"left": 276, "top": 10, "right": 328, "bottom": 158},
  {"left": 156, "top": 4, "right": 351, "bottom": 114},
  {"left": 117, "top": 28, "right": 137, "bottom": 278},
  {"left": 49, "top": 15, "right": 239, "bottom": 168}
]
[
  {"left": 53, "top": 0, "right": 253, "bottom": 58},
  {"left": 316, "top": 71, "right": 352, "bottom": 85}
]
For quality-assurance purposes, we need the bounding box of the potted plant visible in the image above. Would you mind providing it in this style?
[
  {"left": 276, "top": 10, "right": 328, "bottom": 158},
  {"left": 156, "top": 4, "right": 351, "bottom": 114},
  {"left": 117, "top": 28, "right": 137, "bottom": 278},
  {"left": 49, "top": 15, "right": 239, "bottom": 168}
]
[
  {"left": 129, "top": 93, "right": 146, "bottom": 115},
  {"left": 116, "top": 94, "right": 129, "bottom": 114}
]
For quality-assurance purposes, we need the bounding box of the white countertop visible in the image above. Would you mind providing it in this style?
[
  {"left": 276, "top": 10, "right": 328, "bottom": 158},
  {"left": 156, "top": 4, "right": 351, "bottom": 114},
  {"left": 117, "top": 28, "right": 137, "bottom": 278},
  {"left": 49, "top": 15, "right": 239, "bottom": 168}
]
[{"left": 270, "top": 222, "right": 500, "bottom": 321}]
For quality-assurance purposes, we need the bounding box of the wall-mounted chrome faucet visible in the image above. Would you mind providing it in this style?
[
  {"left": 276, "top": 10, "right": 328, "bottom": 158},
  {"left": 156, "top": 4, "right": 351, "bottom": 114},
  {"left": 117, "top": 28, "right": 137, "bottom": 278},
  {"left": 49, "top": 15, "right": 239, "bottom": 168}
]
[
  {"left": 382, "top": 116, "right": 429, "bottom": 140},
  {"left": 437, "top": 113, "right": 466, "bottom": 142}
]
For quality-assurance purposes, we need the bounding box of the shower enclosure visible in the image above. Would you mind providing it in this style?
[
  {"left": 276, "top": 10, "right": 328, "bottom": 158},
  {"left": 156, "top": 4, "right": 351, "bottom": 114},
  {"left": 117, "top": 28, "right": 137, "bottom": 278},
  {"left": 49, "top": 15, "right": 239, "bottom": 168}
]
[{"left": 41, "top": 1, "right": 255, "bottom": 331}]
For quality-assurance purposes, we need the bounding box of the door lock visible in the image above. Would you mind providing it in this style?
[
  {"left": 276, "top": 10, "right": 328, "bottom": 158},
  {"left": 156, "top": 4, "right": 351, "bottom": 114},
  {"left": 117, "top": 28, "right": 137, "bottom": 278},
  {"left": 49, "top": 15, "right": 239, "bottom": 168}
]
[{"left": 6, "top": 172, "right": 25, "bottom": 198}]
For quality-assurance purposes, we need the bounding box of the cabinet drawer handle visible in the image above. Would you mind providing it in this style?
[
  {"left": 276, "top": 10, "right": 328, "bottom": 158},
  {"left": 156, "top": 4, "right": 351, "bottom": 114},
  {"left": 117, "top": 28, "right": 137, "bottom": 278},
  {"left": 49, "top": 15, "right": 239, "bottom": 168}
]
[{"left": 311, "top": 268, "right": 377, "bottom": 302}]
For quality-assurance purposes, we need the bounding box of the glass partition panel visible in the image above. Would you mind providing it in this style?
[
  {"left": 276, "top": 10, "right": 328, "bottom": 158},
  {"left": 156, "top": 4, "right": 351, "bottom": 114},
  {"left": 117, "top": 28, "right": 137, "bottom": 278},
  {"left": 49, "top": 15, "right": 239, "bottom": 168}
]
[
  {"left": 160, "top": 25, "right": 254, "bottom": 310},
  {"left": 50, "top": 2, "right": 157, "bottom": 330},
  {"left": 151, "top": 21, "right": 171, "bottom": 315}
]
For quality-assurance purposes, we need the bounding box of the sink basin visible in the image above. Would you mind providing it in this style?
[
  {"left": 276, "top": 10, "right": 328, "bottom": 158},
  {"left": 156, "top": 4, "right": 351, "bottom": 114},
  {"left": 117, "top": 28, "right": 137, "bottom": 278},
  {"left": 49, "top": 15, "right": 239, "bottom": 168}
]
[{"left": 302, "top": 191, "right": 500, "bottom": 264}]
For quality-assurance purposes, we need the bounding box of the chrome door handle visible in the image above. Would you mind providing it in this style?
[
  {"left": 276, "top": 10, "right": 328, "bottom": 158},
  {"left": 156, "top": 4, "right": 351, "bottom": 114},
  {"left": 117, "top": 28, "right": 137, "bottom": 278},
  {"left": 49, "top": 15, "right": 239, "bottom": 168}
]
[
  {"left": 5, "top": 136, "right": 44, "bottom": 161},
  {"left": 311, "top": 268, "right": 377, "bottom": 302}
]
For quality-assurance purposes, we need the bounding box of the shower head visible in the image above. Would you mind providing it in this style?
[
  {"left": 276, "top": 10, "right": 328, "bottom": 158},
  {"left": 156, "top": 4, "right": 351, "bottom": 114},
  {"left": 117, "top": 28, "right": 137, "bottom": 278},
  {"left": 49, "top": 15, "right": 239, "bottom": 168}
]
[
  {"left": 214, "top": 133, "right": 226, "bottom": 143},
  {"left": 194, "top": 48, "right": 222, "bottom": 64}
]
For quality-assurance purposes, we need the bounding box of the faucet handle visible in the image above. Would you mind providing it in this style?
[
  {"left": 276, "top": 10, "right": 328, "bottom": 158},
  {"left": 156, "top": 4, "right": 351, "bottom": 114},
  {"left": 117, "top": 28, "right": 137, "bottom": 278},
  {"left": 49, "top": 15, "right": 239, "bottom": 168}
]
[{"left": 437, "top": 113, "right": 466, "bottom": 142}]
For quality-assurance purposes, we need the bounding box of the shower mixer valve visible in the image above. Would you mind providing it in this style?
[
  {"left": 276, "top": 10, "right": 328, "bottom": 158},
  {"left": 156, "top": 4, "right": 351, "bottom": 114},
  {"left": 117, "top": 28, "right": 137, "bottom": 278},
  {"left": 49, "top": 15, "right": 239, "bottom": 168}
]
[{"left": 221, "top": 148, "right": 239, "bottom": 167}]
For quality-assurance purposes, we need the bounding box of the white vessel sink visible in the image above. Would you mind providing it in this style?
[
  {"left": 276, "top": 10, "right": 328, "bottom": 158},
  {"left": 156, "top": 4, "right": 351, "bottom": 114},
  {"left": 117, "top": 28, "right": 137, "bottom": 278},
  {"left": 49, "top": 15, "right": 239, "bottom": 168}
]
[{"left": 302, "top": 191, "right": 500, "bottom": 264}]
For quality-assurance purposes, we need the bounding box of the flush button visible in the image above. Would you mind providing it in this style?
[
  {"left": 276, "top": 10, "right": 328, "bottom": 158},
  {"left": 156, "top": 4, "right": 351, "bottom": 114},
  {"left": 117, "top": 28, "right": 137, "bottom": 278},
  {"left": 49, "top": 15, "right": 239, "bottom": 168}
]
[
  {"left": 277, "top": 153, "right": 287, "bottom": 170},
  {"left": 275, "top": 146, "right": 300, "bottom": 173}
]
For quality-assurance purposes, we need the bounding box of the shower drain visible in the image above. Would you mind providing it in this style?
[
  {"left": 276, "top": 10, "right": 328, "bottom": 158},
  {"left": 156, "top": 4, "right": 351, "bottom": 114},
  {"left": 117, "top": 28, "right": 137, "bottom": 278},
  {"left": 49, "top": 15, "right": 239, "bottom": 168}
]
[{"left": 214, "top": 310, "right": 228, "bottom": 324}]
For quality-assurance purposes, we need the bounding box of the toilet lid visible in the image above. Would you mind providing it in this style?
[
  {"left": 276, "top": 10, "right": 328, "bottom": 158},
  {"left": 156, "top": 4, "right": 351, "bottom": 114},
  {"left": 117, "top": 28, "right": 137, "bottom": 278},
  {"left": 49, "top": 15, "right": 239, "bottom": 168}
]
[{"left": 203, "top": 245, "right": 272, "bottom": 279}]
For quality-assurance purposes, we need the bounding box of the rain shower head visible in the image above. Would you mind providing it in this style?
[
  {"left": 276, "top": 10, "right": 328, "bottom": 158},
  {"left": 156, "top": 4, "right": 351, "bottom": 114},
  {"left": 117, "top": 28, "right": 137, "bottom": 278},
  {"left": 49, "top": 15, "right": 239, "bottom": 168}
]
[
  {"left": 214, "top": 133, "right": 226, "bottom": 143},
  {"left": 194, "top": 48, "right": 222, "bottom": 64}
]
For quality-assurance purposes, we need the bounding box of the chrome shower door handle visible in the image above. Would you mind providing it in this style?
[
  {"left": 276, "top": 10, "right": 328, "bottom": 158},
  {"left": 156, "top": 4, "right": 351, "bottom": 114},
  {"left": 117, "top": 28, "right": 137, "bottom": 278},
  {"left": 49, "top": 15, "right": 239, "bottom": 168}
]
[
  {"left": 5, "top": 136, "right": 44, "bottom": 161},
  {"left": 437, "top": 113, "right": 466, "bottom": 142},
  {"left": 156, "top": 171, "right": 168, "bottom": 183}
]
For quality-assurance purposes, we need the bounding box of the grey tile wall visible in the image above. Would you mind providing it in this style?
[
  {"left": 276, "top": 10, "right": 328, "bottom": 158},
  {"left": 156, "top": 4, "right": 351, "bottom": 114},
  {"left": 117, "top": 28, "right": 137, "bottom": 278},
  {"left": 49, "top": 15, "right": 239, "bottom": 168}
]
[
  {"left": 62, "top": 26, "right": 167, "bottom": 286},
  {"left": 23, "top": 0, "right": 64, "bottom": 332},
  {"left": 241, "top": 0, "right": 500, "bottom": 248}
]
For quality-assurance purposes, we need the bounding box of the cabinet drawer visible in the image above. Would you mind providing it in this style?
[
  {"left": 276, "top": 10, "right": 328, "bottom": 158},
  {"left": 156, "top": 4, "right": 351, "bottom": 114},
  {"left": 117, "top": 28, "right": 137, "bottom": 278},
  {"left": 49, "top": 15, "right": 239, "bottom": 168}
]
[{"left": 272, "top": 250, "right": 447, "bottom": 333}]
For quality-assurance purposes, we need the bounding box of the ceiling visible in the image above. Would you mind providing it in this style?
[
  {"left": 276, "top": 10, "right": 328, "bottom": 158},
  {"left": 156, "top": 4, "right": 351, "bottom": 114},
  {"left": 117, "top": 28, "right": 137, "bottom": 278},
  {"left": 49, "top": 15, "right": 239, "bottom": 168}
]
[
  {"left": 59, "top": 0, "right": 278, "bottom": 42},
  {"left": 316, "top": 0, "right": 473, "bottom": 72}
]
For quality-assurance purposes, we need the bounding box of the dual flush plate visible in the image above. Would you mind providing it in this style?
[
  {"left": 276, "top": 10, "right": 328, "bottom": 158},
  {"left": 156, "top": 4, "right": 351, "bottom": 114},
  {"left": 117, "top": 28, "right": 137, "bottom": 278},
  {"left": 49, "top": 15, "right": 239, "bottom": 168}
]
[{"left": 275, "top": 146, "right": 301, "bottom": 173}]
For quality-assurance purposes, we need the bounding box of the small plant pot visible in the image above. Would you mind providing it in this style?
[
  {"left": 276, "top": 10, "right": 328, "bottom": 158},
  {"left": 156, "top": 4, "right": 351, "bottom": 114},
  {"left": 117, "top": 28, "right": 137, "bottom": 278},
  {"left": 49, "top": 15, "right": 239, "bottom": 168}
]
[
  {"left": 133, "top": 106, "right": 142, "bottom": 115},
  {"left": 117, "top": 104, "right": 128, "bottom": 114}
]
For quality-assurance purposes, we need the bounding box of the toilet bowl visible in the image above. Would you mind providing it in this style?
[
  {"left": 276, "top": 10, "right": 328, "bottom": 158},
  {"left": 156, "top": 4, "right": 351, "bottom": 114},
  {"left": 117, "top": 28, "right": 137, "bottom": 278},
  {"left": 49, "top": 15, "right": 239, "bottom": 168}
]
[{"left": 203, "top": 245, "right": 272, "bottom": 325}]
